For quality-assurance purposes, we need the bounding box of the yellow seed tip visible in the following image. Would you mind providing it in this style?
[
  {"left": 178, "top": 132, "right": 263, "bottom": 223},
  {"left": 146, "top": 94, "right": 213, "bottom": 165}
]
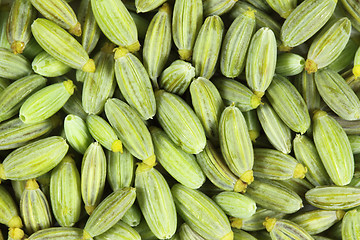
[
  {"left": 240, "top": 170, "right": 254, "bottom": 184},
  {"left": 114, "top": 47, "right": 130, "bottom": 59},
  {"left": 11, "top": 41, "right": 25, "bottom": 54},
  {"left": 353, "top": 65, "right": 360, "bottom": 78},
  {"left": 25, "top": 179, "right": 39, "bottom": 190},
  {"left": 245, "top": 8, "right": 256, "bottom": 19},
  {"left": 82, "top": 59, "right": 96, "bottom": 73},
  {"left": 293, "top": 164, "right": 307, "bottom": 179},
  {"left": 136, "top": 161, "right": 154, "bottom": 174},
  {"left": 336, "top": 210, "right": 345, "bottom": 220},
  {"left": 127, "top": 41, "right": 141, "bottom": 53},
  {"left": 63, "top": 80, "right": 75, "bottom": 95},
  {"left": 69, "top": 22, "right": 82, "bottom": 37},
  {"left": 159, "top": 3, "right": 171, "bottom": 14},
  {"left": 111, "top": 140, "right": 123, "bottom": 153},
  {"left": 278, "top": 44, "right": 292, "bottom": 52},
  {"left": 8, "top": 216, "right": 23, "bottom": 228},
  {"left": 305, "top": 59, "right": 318, "bottom": 74},
  {"left": 254, "top": 91, "right": 264, "bottom": 99},
  {"left": 263, "top": 217, "right": 277, "bottom": 232},
  {"left": 82, "top": 230, "right": 92, "bottom": 240},
  {"left": 178, "top": 49, "right": 192, "bottom": 61},
  {"left": 313, "top": 110, "right": 327, "bottom": 120},
  {"left": 250, "top": 94, "right": 262, "bottom": 109},
  {"left": 8, "top": 227, "right": 24, "bottom": 240},
  {"left": 142, "top": 154, "right": 156, "bottom": 168},
  {"left": 234, "top": 179, "right": 247, "bottom": 193},
  {"left": 249, "top": 130, "right": 260, "bottom": 142},
  {"left": 85, "top": 205, "right": 95, "bottom": 215},
  {"left": 230, "top": 217, "right": 243, "bottom": 229}
]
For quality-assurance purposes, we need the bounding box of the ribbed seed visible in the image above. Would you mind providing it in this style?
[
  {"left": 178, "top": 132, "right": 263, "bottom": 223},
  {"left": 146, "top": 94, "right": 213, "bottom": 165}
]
[
  {"left": 30, "top": 0, "right": 81, "bottom": 36},
  {"left": 203, "top": 0, "right": 238, "bottom": 16},
  {"left": 293, "top": 134, "right": 331, "bottom": 186},
  {"left": 213, "top": 191, "right": 256, "bottom": 219},
  {"left": 0, "top": 185, "right": 22, "bottom": 228},
  {"left": 122, "top": 204, "right": 141, "bottom": 227},
  {"left": 28, "top": 227, "right": 92, "bottom": 240},
  {"left": 305, "top": 186, "right": 360, "bottom": 210},
  {"left": 230, "top": 2, "right": 281, "bottom": 42},
  {"left": 244, "top": 110, "right": 261, "bottom": 143},
  {"left": 82, "top": 43, "right": 116, "bottom": 115},
  {"left": 275, "top": 178, "right": 314, "bottom": 198},
  {"left": 220, "top": 9, "right": 255, "bottom": 78},
  {"left": 114, "top": 47, "right": 156, "bottom": 120},
  {"left": 253, "top": 148, "right": 307, "bottom": 180},
  {"left": 196, "top": 141, "right": 246, "bottom": 192},
  {"left": 129, "top": 11, "right": 150, "bottom": 39},
  {"left": 172, "top": 0, "right": 203, "bottom": 61},
  {"left": 192, "top": 15, "right": 224, "bottom": 79},
  {"left": 219, "top": 105, "right": 254, "bottom": 184},
  {"left": 172, "top": 184, "right": 233, "bottom": 240},
  {"left": 62, "top": 90, "right": 87, "bottom": 120},
  {"left": 151, "top": 126, "right": 205, "bottom": 189},
  {"left": 0, "top": 78, "right": 10, "bottom": 93},
  {"left": 0, "top": 48, "right": 31, "bottom": 80},
  {"left": 232, "top": 229, "right": 258, "bottom": 240},
  {"left": 81, "top": 142, "right": 106, "bottom": 215},
  {"left": 31, "top": 19, "right": 95, "bottom": 72},
  {"left": 135, "top": 0, "right": 166, "bottom": 13},
  {"left": 64, "top": 114, "right": 92, "bottom": 154},
  {"left": 179, "top": 223, "right": 205, "bottom": 240},
  {"left": 354, "top": 46, "right": 360, "bottom": 78},
  {"left": 87, "top": 115, "right": 122, "bottom": 153},
  {"left": 6, "top": 0, "right": 36, "bottom": 54},
  {"left": 91, "top": 0, "right": 139, "bottom": 52},
  {"left": 246, "top": 0, "right": 272, "bottom": 12},
  {"left": 315, "top": 68, "right": 360, "bottom": 120},
  {"left": 305, "top": 17, "right": 351, "bottom": 74},
  {"left": 20, "top": 80, "right": 75, "bottom": 124},
  {"left": 190, "top": 77, "right": 224, "bottom": 143},
  {"left": 341, "top": 0, "right": 360, "bottom": 32},
  {"left": 280, "top": 0, "right": 337, "bottom": 48},
  {"left": 104, "top": 98, "right": 155, "bottom": 166},
  {"left": 0, "top": 74, "right": 47, "bottom": 123},
  {"left": 290, "top": 210, "right": 345, "bottom": 235},
  {"left": 22, "top": 37, "right": 43, "bottom": 60},
  {"left": 245, "top": 179, "right": 303, "bottom": 214},
  {"left": 276, "top": 53, "right": 305, "bottom": 77},
  {"left": 78, "top": 0, "right": 100, "bottom": 54},
  {"left": 159, "top": 60, "right": 195, "bottom": 95},
  {"left": 234, "top": 208, "right": 286, "bottom": 232},
  {"left": 83, "top": 187, "right": 136, "bottom": 238},
  {"left": 106, "top": 149, "right": 134, "bottom": 191},
  {"left": 257, "top": 102, "right": 292, "bottom": 154},
  {"left": 0, "top": 117, "right": 56, "bottom": 150},
  {"left": 135, "top": 164, "right": 177, "bottom": 239},
  {"left": 155, "top": 90, "right": 206, "bottom": 154},
  {"left": 342, "top": 209, "right": 360, "bottom": 240},
  {"left": 294, "top": 70, "right": 321, "bottom": 114},
  {"left": 245, "top": 27, "right": 277, "bottom": 97},
  {"left": 95, "top": 221, "right": 141, "bottom": 240},
  {"left": 349, "top": 135, "right": 360, "bottom": 154},
  {"left": 134, "top": 219, "right": 157, "bottom": 240},
  {"left": 0, "top": 8, "right": 11, "bottom": 50},
  {"left": 329, "top": 38, "right": 358, "bottom": 73},
  {"left": 313, "top": 110, "right": 354, "bottom": 186},
  {"left": 266, "top": 74, "right": 310, "bottom": 134},
  {"left": 0, "top": 136, "right": 68, "bottom": 181},
  {"left": 265, "top": 0, "right": 297, "bottom": 18},
  {"left": 143, "top": 3, "right": 172, "bottom": 87},
  {"left": 32, "top": 51, "right": 72, "bottom": 77},
  {"left": 214, "top": 77, "right": 262, "bottom": 112},
  {"left": 50, "top": 155, "right": 81, "bottom": 227},
  {"left": 264, "top": 218, "right": 314, "bottom": 240},
  {"left": 20, "top": 179, "right": 52, "bottom": 234}
]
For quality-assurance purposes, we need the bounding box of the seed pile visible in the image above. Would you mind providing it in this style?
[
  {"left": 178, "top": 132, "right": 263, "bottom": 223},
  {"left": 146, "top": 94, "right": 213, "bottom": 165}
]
[{"left": 0, "top": 0, "right": 360, "bottom": 239}]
